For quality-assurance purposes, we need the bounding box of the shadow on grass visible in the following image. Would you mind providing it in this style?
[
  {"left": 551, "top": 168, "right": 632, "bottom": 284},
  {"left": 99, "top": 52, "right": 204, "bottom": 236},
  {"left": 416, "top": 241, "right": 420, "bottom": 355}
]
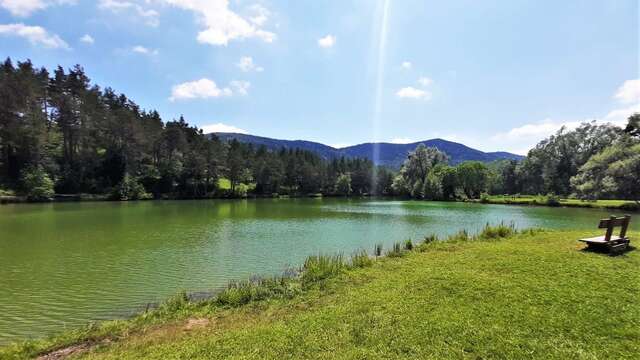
[{"left": 580, "top": 244, "right": 635, "bottom": 257}]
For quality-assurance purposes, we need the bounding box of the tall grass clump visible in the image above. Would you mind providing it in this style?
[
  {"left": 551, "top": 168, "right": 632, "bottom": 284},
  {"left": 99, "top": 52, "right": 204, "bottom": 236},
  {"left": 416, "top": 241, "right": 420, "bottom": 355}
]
[
  {"left": 478, "top": 222, "right": 516, "bottom": 239},
  {"left": 404, "top": 239, "right": 413, "bottom": 251},
  {"left": 448, "top": 229, "right": 470, "bottom": 242},
  {"left": 386, "top": 242, "right": 404, "bottom": 258},
  {"left": 215, "top": 277, "right": 298, "bottom": 307},
  {"left": 374, "top": 243, "right": 383, "bottom": 257},
  {"left": 301, "top": 254, "right": 346, "bottom": 287},
  {"left": 350, "top": 250, "right": 373, "bottom": 268},
  {"left": 159, "top": 291, "right": 189, "bottom": 313}
]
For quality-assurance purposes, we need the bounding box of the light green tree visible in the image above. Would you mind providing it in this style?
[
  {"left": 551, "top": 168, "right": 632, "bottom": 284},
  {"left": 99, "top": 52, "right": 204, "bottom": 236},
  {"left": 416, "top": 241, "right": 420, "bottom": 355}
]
[
  {"left": 334, "top": 173, "right": 352, "bottom": 196},
  {"left": 394, "top": 144, "right": 448, "bottom": 198},
  {"left": 571, "top": 141, "right": 640, "bottom": 203}
]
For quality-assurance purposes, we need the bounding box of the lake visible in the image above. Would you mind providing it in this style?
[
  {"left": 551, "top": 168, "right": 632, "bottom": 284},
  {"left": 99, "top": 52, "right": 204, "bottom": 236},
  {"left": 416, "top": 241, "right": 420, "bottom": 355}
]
[{"left": 0, "top": 198, "right": 636, "bottom": 344}]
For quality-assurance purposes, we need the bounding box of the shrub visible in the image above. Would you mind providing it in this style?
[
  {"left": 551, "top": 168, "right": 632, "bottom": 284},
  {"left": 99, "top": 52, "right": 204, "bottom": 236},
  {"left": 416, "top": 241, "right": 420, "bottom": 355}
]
[
  {"left": 234, "top": 183, "right": 250, "bottom": 198},
  {"left": 545, "top": 193, "right": 561, "bottom": 207},
  {"left": 20, "top": 166, "right": 54, "bottom": 201},
  {"left": 480, "top": 192, "right": 491, "bottom": 203},
  {"left": 112, "top": 174, "right": 151, "bottom": 200},
  {"left": 0, "top": 188, "right": 15, "bottom": 196}
]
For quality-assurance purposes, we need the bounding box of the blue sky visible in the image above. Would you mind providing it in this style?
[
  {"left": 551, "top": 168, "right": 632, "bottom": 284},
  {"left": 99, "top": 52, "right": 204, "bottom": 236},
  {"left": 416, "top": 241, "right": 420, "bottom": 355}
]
[{"left": 0, "top": 0, "right": 638, "bottom": 154}]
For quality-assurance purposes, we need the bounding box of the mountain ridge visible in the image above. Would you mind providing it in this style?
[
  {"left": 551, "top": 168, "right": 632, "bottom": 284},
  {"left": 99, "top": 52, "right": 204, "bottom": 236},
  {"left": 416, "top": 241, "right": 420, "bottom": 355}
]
[{"left": 211, "top": 132, "right": 524, "bottom": 168}]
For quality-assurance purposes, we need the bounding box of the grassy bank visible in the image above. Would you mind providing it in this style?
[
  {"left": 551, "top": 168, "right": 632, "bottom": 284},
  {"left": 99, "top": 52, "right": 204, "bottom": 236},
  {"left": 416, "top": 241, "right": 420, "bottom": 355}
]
[
  {"left": 474, "top": 194, "right": 639, "bottom": 211},
  {"left": 2, "top": 226, "right": 639, "bottom": 359}
]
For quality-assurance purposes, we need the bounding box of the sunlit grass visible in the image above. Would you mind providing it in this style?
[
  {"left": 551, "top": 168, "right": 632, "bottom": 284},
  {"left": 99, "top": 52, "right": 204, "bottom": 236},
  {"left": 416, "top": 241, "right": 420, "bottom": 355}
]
[{"left": 479, "top": 195, "right": 638, "bottom": 210}]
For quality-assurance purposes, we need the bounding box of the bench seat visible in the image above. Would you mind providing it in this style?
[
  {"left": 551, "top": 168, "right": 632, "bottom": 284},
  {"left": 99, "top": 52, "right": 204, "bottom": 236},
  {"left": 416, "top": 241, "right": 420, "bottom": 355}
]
[{"left": 579, "top": 235, "right": 626, "bottom": 244}]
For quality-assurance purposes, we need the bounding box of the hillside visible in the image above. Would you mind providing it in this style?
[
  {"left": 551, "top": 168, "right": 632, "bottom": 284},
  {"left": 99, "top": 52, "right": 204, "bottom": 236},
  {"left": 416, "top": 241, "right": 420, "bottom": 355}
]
[
  {"left": 212, "top": 133, "right": 524, "bottom": 167},
  {"left": 9, "top": 229, "right": 638, "bottom": 359}
]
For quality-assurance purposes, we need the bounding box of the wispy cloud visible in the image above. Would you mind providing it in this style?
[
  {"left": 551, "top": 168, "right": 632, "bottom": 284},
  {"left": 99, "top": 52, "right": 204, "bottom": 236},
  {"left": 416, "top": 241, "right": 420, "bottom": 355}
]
[
  {"left": 237, "top": 56, "right": 263, "bottom": 72},
  {"left": 396, "top": 86, "right": 431, "bottom": 100},
  {"left": 418, "top": 77, "right": 432, "bottom": 86},
  {"left": 0, "top": 23, "right": 69, "bottom": 49},
  {"left": 318, "top": 34, "right": 336, "bottom": 48},
  {"left": 400, "top": 61, "right": 412, "bottom": 70},
  {"left": 0, "top": 0, "right": 76, "bottom": 17},
  {"left": 132, "top": 45, "right": 158, "bottom": 55},
  {"left": 162, "top": 0, "right": 275, "bottom": 46},
  {"left": 229, "top": 80, "right": 250, "bottom": 96},
  {"left": 98, "top": 0, "right": 159, "bottom": 27}
]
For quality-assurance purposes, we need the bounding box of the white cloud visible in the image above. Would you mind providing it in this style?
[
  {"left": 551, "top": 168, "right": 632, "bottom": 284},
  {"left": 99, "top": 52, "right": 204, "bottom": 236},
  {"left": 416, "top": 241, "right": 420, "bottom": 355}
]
[
  {"left": 603, "top": 103, "right": 640, "bottom": 125},
  {"left": 99, "top": 0, "right": 159, "bottom": 27},
  {"left": 401, "top": 61, "right": 412, "bottom": 70},
  {"left": 0, "top": 23, "right": 69, "bottom": 49},
  {"left": 80, "top": 34, "right": 94, "bottom": 44},
  {"left": 0, "top": 0, "right": 75, "bottom": 17},
  {"left": 169, "top": 78, "right": 251, "bottom": 101},
  {"left": 491, "top": 107, "right": 638, "bottom": 155},
  {"left": 170, "top": 79, "right": 232, "bottom": 101},
  {"left": 396, "top": 86, "right": 431, "bottom": 100},
  {"left": 201, "top": 123, "right": 247, "bottom": 134},
  {"left": 418, "top": 77, "right": 432, "bottom": 86},
  {"left": 317, "top": 34, "right": 336, "bottom": 48},
  {"left": 132, "top": 45, "right": 159, "bottom": 55},
  {"left": 162, "top": 0, "right": 275, "bottom": 46},
  {"left": 389, "top": 138, "right": 414, "bottom": 144},
  {"left": 237, "top": 56, "right": 263, "bottom": 72},
  {"left": 329, "top": 143, "right": 352, "bottom": 149},
  {"left": 614, "top": 79, "right": 640, "bottom": 104}
]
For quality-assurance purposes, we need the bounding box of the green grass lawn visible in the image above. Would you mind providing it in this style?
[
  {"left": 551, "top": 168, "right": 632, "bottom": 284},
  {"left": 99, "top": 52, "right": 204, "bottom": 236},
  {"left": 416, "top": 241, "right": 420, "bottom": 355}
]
[
  {"left": 9, "top": 228, "right": 637, "bottom": 359},
  {"left": 480, "top": 195, "right": 638, "bottom": 210}
]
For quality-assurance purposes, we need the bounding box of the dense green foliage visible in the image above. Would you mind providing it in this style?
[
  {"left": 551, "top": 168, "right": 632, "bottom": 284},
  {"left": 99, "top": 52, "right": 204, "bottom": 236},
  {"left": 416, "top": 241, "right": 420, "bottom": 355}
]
[
  {"left": 3, "top": 227, "right": 637, "bottom": 359},
  {"left": 0, "top": 59, "right": 387, "bottom": 199},
  {"left": 394, "top": 118, "right": 640, "bottom": 203}
]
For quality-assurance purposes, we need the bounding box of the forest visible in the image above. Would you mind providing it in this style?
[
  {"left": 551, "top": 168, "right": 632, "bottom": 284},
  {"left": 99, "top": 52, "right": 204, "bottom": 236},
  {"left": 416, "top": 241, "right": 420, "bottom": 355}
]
[{"left": 1, "top": 59, "right": 639, "bottom": 203}]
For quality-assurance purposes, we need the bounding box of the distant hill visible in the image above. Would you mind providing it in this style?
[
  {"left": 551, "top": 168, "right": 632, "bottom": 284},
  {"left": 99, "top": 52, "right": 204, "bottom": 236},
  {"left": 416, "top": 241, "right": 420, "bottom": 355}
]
[{"left": 212, "top": 133, "right": 524, "bottom": 168}]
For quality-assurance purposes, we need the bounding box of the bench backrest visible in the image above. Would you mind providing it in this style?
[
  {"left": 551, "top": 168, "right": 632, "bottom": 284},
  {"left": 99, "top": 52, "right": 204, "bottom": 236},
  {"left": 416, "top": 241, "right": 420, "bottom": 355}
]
[{"left": 598, "top": 215, "right": 631, "bottom": 241}]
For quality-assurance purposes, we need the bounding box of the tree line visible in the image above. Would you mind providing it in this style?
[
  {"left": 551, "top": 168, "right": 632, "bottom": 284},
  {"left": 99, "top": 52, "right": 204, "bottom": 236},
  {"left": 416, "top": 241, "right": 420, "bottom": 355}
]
[
  {"left": 392, "top": 116, "right": 640, "bottom": 203},
  {"left": 0, "top": 59, "right": 392, "bottom": 200},
  {"left": 1, "top": 59, "right": 638, "bottom": 203}
]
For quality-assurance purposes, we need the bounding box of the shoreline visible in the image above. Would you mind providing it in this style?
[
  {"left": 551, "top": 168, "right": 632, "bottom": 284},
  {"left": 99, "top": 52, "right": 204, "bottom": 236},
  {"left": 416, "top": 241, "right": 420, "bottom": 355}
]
[
  {"left": 2, "top": 226, "right": 637, "bottom": 359},
  {"left": 2, "top": 192, "right": 638, "bottom": 212},
  {"left": 0, "top": 224, "right": 537, "bottom": 357}
]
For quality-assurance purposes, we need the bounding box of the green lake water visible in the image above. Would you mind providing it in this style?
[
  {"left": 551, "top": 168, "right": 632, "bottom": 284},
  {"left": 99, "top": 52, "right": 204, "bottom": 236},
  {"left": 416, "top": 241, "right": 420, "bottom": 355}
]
[{"left": 0, "top": 198, "right": 636, "bottom": 344}]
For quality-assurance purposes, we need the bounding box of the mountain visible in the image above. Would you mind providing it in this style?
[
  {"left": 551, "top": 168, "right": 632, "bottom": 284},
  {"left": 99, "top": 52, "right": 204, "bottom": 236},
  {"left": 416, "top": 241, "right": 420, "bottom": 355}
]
[{"left": 212, "top": 133, "right": 524, "bottom": 168}]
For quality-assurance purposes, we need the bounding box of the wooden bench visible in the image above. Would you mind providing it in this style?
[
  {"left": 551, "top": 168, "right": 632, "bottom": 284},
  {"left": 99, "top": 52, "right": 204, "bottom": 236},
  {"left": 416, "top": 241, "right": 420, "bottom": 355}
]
[{"left": 579, "top": 215, "right": 631, "bottom": 254}]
